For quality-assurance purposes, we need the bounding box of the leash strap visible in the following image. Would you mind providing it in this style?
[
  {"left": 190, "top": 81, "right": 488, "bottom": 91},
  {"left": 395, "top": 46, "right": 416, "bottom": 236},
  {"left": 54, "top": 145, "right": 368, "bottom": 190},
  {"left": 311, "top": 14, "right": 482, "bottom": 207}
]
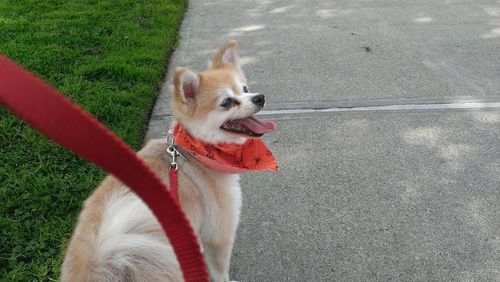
[
  {"left": 0, "top": 55, "right": 209, "bottom": 281},
  {"left": 169, "top": 169, "right": 179, "bottom": 205}
]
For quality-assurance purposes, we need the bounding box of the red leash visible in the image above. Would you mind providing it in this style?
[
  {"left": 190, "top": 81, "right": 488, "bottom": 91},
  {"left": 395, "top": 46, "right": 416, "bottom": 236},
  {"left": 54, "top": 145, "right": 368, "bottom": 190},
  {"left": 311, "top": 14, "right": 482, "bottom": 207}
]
[
  {"left": 169, "top": 169, "right": 179, "bottom": 205},
  {"left": 0, "top": 55, "right": 209, "bottom": 281}
]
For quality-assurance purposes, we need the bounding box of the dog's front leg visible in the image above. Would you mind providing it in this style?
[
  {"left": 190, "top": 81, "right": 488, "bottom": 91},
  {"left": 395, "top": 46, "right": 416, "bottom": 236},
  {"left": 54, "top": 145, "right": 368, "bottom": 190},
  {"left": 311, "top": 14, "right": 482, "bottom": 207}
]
[{"left": 204, "top": 239, "right": 236, "bottom": 282}]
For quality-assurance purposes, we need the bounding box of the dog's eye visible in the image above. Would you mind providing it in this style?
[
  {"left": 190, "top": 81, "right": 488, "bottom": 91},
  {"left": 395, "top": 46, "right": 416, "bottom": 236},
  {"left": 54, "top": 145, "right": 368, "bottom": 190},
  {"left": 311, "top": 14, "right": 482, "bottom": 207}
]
[
  {"left": 221, "top": 98, "right": 233, "bottom": 108},
  {"left": 243, "top": 86, "right": 248, "bottom": 93}
]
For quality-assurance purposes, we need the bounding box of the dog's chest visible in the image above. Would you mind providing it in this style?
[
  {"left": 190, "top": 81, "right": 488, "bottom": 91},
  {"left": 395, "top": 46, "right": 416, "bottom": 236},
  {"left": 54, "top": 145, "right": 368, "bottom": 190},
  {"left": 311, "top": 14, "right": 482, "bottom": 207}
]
[
  {"left": 205, "top": 174, "right": 241, "bottom": 216},
  {"left": 198, "top": 174, "right": 242, "bottom": 238}
]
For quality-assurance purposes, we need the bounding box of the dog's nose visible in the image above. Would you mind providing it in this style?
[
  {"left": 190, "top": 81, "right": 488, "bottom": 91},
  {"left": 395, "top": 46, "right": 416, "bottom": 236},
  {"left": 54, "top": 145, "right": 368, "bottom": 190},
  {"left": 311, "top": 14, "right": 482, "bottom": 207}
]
[{"left": 251, "top": 94, "right": 265, "bottom": 107}]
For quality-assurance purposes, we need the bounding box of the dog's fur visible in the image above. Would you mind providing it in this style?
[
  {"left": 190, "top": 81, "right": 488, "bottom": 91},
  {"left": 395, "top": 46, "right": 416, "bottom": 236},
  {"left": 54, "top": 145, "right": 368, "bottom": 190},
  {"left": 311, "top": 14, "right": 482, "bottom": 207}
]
[{"left": 61, "top": 41, "right": 266, "bottom": 282}]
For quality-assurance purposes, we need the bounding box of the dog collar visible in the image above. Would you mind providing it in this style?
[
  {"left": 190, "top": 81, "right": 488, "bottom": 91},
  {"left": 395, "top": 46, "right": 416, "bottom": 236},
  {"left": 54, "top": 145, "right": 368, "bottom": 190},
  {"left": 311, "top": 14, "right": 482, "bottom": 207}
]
[{"left": 171, "top": 122, "right": 278, "bottom": 174}]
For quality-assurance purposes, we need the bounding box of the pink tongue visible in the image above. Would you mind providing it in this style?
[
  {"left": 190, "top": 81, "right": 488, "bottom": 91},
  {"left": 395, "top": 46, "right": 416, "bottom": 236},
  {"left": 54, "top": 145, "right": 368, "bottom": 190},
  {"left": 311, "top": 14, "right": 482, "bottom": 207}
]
[{"left": 240, "top": 116, "right": 276, "bottom": 134}]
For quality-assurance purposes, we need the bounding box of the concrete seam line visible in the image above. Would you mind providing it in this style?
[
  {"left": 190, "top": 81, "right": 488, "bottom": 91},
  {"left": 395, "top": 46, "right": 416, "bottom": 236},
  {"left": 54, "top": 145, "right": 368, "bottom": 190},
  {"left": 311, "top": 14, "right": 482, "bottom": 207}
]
[{"left": 256, "top": 102, "right": 500, "bottom": 116}]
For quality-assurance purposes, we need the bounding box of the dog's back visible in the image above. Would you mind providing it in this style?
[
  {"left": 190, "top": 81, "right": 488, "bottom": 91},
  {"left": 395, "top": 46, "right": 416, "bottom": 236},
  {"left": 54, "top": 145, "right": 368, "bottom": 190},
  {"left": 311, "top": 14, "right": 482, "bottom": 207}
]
[{"left": 61, "top": 151, "right": 182, "bottom": 282}]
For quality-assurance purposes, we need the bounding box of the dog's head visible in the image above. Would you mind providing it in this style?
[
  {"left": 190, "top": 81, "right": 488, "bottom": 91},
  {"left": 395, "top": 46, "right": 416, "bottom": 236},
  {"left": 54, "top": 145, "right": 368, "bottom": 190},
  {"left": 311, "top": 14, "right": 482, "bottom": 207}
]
[{"left": 172, "top": 41, "right": 275, "bottom": 144}]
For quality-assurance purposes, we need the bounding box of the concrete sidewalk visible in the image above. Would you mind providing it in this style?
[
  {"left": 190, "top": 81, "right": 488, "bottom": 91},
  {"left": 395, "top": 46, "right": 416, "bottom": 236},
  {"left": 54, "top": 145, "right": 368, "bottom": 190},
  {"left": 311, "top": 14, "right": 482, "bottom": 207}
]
[{"left": 147, "top": 0, "right": 500, "bottom": 281}]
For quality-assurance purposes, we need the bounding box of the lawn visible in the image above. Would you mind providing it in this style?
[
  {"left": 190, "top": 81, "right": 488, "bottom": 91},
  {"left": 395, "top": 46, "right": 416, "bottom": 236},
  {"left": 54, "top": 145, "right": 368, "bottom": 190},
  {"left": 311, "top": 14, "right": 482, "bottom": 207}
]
[{"left": 0, "top": 0, "right": 186, "bottom": 280}]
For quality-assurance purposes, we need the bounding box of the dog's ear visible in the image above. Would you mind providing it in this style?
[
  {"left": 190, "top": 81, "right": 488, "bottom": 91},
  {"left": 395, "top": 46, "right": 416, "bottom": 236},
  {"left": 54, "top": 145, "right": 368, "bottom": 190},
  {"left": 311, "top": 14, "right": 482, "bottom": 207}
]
[
  {"left": 209, "top": 40, "right": 241, "bottom": 70},
  {"left": 174, "top": 67, "right": 199, "bottom": 103}
]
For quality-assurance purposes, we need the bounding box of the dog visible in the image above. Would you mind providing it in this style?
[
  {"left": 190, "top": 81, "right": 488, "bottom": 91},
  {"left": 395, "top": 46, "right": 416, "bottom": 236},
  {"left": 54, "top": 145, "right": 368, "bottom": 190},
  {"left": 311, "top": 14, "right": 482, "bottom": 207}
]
[{"left": 61, "top": 41, "right": 277, "bottom": 282}]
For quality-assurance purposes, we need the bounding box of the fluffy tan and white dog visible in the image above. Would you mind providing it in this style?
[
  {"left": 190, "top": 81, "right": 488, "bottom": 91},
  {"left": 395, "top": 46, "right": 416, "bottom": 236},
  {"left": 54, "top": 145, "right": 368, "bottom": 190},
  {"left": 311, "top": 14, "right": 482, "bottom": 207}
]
[{"left": 61, "top": 41, "right": 276, "bottom": 282}]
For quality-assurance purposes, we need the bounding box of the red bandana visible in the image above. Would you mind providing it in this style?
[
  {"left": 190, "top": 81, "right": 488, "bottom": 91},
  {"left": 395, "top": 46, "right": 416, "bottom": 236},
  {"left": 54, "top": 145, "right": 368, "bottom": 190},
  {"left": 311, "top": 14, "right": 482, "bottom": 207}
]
[{"left": 173, "top": 123, "right": 278, "bottom": 174}]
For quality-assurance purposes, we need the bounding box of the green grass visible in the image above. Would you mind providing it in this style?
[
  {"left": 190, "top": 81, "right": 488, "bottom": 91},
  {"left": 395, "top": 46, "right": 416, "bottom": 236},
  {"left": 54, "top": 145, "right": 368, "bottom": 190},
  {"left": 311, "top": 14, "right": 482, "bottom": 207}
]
[{"left": 0, "top": 0, "right": 186, "bottom": 280}]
